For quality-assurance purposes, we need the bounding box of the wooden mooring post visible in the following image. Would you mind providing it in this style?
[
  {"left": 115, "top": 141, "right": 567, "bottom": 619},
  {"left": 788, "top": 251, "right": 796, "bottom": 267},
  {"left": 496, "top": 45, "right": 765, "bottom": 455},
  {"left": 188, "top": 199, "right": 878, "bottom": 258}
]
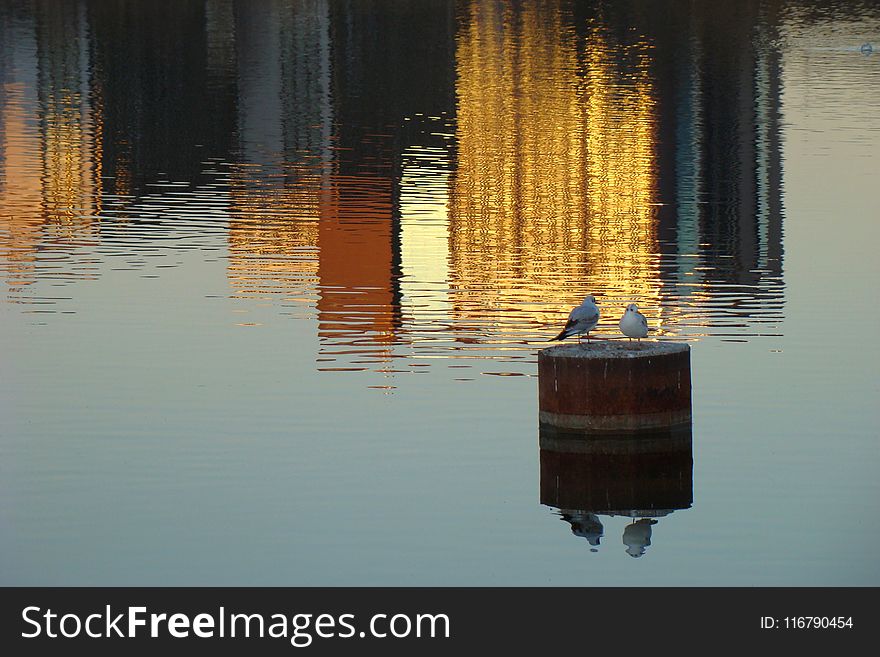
[{"left": 538, "top": 341, "right": 692, "bottom": 433}]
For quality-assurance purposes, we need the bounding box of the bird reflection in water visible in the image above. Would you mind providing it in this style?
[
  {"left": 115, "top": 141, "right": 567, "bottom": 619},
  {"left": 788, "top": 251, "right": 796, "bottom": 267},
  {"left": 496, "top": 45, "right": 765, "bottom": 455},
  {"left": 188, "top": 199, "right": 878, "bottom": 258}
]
[
  {"left": 558, "top": 511, "right": 663, "bottom": 558},
  {"left": 559, "top": 510, "right": 604, "bottom": 552},
  {"left": 623, "top": 518, "right": 659, "bottom": 558},
  {"left": 540, "top": 423, "right": 693, "bottom": 558}
]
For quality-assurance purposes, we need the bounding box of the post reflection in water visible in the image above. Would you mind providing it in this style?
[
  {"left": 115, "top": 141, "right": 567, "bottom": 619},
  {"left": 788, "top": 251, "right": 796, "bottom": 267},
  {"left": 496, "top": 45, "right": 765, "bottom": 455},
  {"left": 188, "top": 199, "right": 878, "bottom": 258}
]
[{"left": 539, "top": 423, "right": 693, "bottom": 557}]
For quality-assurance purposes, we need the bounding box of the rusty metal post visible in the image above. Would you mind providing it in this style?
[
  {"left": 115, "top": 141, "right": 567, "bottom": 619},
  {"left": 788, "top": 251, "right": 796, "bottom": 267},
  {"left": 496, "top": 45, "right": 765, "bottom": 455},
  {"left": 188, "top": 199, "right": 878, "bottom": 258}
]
[{"left": 538, "top": 342, "right": 692, "bottom": 432}]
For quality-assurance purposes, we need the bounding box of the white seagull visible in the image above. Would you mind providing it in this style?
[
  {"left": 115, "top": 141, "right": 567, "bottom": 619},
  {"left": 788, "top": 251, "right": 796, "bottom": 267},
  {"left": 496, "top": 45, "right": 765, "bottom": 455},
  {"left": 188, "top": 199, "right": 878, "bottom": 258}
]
[
  {"left": 619, "top": 303, "right": 648, "bottom": 342},
  {"left": 551, "top": 295, "right": 600, "bottom": 343}
]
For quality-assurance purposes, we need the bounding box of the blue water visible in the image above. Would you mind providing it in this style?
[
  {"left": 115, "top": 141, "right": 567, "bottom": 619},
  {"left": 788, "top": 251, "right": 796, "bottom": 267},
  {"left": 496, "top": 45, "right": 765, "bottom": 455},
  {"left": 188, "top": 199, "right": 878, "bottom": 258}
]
[{"left": 1, "top": 0, "right": 878, "bottom": 585}]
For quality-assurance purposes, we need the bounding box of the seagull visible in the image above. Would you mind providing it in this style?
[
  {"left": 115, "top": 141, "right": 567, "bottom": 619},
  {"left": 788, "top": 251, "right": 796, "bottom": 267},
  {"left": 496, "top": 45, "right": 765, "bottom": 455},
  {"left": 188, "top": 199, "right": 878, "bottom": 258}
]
[
  {"left": 619, "top": 303, "right": 648, "bottom": 342},
  {"left": 550, "top": 295, "right": 600, "bottom": 343}
]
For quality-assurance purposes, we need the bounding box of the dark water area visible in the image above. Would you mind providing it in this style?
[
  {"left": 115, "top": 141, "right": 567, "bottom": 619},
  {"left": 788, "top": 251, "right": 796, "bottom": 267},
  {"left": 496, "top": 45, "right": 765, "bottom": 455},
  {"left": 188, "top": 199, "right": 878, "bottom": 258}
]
[{"left": 1, "top": 0, "right": 878, "bottom": 585}]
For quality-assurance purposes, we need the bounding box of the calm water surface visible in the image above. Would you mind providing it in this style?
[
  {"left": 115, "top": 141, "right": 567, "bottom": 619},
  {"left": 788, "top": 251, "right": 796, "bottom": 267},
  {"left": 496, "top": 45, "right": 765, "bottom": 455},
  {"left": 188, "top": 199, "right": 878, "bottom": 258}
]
[{"left": 1, "top": 0, "right": 878, "bottom": 585}]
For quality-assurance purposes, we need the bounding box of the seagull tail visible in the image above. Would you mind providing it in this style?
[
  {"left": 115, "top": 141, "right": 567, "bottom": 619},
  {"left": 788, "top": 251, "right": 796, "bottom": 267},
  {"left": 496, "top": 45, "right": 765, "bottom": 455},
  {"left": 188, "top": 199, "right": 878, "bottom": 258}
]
[{"left": 549, "top": 329, "right": 569, "bottom": 342}]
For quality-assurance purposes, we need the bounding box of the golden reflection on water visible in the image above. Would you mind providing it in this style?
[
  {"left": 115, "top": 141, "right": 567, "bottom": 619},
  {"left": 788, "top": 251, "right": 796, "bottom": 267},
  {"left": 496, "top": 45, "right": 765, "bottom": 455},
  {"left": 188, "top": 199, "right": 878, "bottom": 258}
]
[
  {"left": 580, "top": 20, "right": 661, "bottom": 314},
  {"left": 451, "top": 1, "right": 587, "bottom": 334},
  {"left": 0, "top": 0, "right": 788, "bottom": 378},
  {"left": 0, "top": 82, "right": 43, "bottom": 289},
  {"left": 225, "top": 0, "right": 675, "bottom": 369},
  {"left": 227, "top": 164, "right": 323, "bottom": 301},
  {"left": 0, "top": 6, "right": 101, "bottom": 292},
  {"left": 40, "top": 89, "right": 102, "bottom": 230},
  {"left": 227, "top": 163, "right": 401, "bottom": 363},
  {"left": 450, "top": 1, "right": 664, "bottom": 339},
  {"left": 399, "top": 143, "right": 453, "bottom": 335}
]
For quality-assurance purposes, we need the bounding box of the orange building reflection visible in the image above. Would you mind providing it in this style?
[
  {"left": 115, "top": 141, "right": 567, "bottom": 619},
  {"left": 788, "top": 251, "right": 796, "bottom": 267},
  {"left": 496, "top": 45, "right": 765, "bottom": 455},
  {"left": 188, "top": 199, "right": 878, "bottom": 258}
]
[
  {"left": 316, "top": 172, "right": 400, "bottom": 354},
  {"left": 227, "top": 166, "right": 401, "bottom": 356},
  {"left": 0, "top": 5, "right": 101, "bottom": 293},
  {"left": 0, "top": 82, "right": 43, "bottom": 290},
  {"left": 224, "top": 1, "right": 400, "bottom": 360},
  {"left": 450, "top": 1, "right": 664, "bottom": 338}
]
